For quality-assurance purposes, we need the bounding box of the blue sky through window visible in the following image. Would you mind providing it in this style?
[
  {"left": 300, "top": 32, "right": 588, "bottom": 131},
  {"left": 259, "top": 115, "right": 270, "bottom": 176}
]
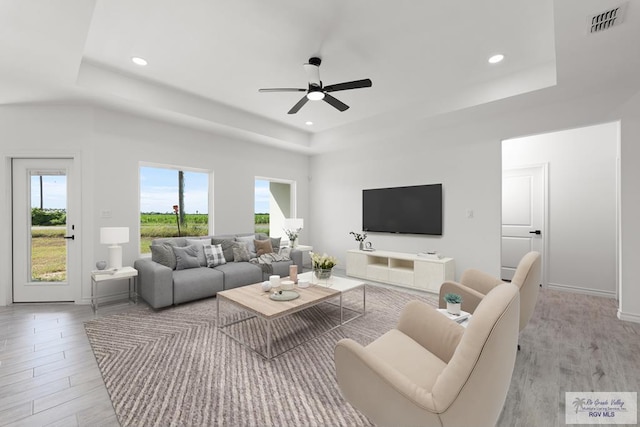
[
  {"left": 255, "top": 179, "right": 270, "bottom": 214},
  {"left": 140, "top": 167, "right": 209, "bottom": 213},
  {"left": 31, "top": 175, "right": 66, "bottom": 209}
]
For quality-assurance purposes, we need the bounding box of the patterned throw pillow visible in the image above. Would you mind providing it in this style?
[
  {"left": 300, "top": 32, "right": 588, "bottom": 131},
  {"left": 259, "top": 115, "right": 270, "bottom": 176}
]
[
  {"left": 254, "top": 239, "right": 274, "bottom": 257},
  {"left": 172, "top": 245, "right": 201, "bottom": 270},
  {"left": 235, "top": 235, "right": 257, "bottom": 258},
  {"left": 232, "top": 241, "right": 252, "bottom": 262},
  {"left": 204, "top": 244, "right": 226, "bottom": 267}
]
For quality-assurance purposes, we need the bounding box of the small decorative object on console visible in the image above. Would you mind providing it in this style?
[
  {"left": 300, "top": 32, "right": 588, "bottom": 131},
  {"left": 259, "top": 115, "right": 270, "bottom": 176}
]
[
  {"left": 96, "top": 260, "right": 107, "bottom": 270},
  {"left": 349, "top": 231, "right": 368, "bottom": 250}
]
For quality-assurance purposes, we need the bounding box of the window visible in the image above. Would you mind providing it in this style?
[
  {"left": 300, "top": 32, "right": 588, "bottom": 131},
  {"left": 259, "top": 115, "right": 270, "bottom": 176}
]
[
  {"left": 254, "top": 177, "right": 296, "bottom": 238},
  {"left": 140, "top": 165, "right": 210, "bottom": 254}
]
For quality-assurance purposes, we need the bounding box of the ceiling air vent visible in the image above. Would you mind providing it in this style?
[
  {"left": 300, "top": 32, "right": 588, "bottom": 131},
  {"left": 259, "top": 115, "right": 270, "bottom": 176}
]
[{"left": 589, "top": 3, "right": 627, "bottom": 34}]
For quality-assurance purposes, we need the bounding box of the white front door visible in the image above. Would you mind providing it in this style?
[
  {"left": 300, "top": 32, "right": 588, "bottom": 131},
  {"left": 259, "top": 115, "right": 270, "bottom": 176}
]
[
  {"left": 12, "top": 158, "right": 80, "bottom": 302},
  {"left": 501, "top": 165, "right": 546, "bottom": 283}
]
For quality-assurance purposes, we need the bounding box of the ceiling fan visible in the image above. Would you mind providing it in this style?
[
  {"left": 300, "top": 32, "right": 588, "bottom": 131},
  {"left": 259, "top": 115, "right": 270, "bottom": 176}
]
[{"left": 259, "top": 57, "right": 372, "bottom": 114}]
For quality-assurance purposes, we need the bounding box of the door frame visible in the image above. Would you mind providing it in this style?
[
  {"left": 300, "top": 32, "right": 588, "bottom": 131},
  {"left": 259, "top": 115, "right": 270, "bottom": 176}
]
[
  {"left": 502, "top": 163, "right": 549, "bottom": 287},
  {"left": 2, "top": 152, "right": 83, "bottom": 305}
]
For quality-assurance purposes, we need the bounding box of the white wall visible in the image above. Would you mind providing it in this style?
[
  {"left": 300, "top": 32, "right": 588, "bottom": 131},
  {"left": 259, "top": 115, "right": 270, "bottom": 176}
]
[
  {"left": 309, "top": 85, "right": 640, "bottom": 322},
  {"left": 503, "top": 122, "right": 618, "bottom": 297},
  {"left": 0, "top": 105, "right": 310, "bottom": 306}
]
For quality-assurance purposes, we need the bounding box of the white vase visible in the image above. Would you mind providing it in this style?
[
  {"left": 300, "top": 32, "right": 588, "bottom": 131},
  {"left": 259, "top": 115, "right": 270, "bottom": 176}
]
[{"left": 447, "top": 302, "right": 461, "bottom": 315}]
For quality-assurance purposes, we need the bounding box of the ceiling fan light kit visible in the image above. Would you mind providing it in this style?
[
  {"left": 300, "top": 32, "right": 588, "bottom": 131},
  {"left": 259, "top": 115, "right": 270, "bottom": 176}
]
[{"left": 259, "top": 57, "right": 372, "bottom": 114}]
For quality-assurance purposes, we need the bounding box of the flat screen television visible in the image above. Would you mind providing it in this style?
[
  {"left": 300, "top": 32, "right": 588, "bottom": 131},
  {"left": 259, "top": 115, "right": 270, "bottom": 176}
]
[{"left": 362, "top": 184, "right": 442, "bottom": 235}]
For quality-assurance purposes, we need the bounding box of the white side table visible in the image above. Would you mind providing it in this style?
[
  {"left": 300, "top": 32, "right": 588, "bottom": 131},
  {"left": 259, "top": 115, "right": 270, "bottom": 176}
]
[
  {"left": 91, "top": 266, "right": 138, "bottom": 313},
  {"left": 436, "top": 308, "right": 471, "bottom": 328}
]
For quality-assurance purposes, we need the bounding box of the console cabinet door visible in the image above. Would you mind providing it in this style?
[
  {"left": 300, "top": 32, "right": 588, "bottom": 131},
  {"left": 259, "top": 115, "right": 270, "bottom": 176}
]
[{"left": 346, "top": 252, "right": 367, "bottom": 278}]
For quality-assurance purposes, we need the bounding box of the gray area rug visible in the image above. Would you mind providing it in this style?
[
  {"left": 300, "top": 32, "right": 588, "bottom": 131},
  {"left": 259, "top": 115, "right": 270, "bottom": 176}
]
[{"left": 85, "top": 285, "right": 438, "bottom": 426}]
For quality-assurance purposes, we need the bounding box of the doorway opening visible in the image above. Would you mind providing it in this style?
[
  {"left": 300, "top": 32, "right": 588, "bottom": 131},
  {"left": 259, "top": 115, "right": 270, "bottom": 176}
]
[
  {"left": 502, "top": 122, "right": 619, "bottom": 298},
  {"left": 254, "top": 178, "right": 297, "bottom": 239}
]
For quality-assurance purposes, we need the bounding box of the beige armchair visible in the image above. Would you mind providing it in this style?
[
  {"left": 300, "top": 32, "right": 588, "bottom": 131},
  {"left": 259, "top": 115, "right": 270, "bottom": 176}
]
[
  {"left": 335, "top": 283, "right": 520, "bottom": 427},
  {"left": 439, "top": 251, "right": 541, "bottom": 334}
]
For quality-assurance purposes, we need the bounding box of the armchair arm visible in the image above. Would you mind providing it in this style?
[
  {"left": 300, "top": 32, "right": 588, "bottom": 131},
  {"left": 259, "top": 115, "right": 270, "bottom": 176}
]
[
  {"left": 133, "top": 258, "right": 174, "bottom": 309},
  {"left": 460, "top": 268, "right": 504, "bottom": 295},
  {"left": 438, "top": 281, "right": 485, "bottom": 314},
  {"left": 396, "top": 300, "right": 464, "bottom": 363},
  {"left": 335, "top": 338, "right": 440, "bottom": 426}
]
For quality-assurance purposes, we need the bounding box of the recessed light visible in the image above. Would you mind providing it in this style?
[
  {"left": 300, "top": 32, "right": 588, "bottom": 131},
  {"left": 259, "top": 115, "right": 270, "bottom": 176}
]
[
  {"left": 131, "top": 56, "right": 148, "bottom": 66},
  {"left": 488, "top": 54, "right": 504, "bottom": 64},
  {"left": 305, "top": 121, "right": 313, "bottom": 126}
]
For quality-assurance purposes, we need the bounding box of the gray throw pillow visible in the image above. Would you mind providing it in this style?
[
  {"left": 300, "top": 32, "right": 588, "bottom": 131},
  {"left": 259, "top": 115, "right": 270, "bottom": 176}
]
[
  {"left": 173, "top": 245, "right": 201, "bottom": 270},
  {"left": 186, "top": 238, "right": 209, "bottom": 266},
  {"left": 232, "top": 241, "right": 251, "bottom": 262},
  {"left": 212, "top": 238, "right": 235, "bottom": 262},
  {"left": 270, "top": 237, "right": 281, "bottom": 254},
  {"left": 150, "top": 243, "right": 177, "bottom": 270},
  {"left": 235, "top": 235, "right": 257, "bottom": 258}
]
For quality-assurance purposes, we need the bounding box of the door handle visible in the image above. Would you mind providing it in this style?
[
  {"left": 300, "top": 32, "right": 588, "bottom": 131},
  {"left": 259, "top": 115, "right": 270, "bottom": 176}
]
[
  {"left": 64, "top": 235, "right": 75, "bottom": 240},
  {"left": 529, "top": 230, "right": 541, "bottom": 235}
]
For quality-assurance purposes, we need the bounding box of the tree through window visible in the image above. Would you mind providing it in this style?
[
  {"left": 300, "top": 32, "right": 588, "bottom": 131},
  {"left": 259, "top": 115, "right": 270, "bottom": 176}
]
[{"left": 140, "top": 165, "right": 210, "bottom": 254}]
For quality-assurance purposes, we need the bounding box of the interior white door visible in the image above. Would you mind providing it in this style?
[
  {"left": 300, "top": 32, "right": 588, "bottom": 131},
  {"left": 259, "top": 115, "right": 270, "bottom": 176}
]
[
  {"left": 12, "top": 158, "right": 79, "bottom": 302},
  {"left": 501, "top": 166, "right": 545, "bottom": 282}
]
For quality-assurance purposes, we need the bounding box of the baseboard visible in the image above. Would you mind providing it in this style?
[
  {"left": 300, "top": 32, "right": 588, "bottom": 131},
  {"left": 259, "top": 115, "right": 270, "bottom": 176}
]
[
  {"left": 617, "top": 310, "right": 640, "bottom": 324},
  {"left": 546, "top": 282, "right": 616, "bottom": 299}
]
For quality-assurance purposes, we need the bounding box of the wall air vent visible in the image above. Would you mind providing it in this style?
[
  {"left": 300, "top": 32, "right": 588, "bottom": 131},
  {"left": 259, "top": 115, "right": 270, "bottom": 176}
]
[{"left": 589, "top": 3, "right": 627, "bottom": 34}]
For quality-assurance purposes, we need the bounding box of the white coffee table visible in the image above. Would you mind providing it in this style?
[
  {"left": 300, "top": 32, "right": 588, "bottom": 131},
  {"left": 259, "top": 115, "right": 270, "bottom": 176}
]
[{"left": 217, "top": 272, "right": 365, "bottom": 359}]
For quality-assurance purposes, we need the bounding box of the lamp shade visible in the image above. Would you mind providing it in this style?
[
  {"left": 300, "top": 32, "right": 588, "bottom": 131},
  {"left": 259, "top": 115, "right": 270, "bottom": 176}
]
[
  {"left": 100, "top": 227, "right": 129, "bottom": 245},
  {"left": 283, "top": 218, "right": 304, "bottom": 230}
]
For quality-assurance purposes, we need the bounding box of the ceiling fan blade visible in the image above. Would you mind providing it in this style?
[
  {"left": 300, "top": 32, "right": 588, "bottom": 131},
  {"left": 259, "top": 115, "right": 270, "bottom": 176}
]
[
  {"left": 259, "top": 88, "right": 306, "bottom": 93},
  {"left": 324, "top": 78, "right": 372, "bottom": 93},
  {"left": 303, "top": 63, "right": 321, "bottom": 87},
  {"left": 288, "top": 96, "right": 309, "bottom": 114},
  {"left": 323, "top": 93, "right": 349, "bottom": 112}
]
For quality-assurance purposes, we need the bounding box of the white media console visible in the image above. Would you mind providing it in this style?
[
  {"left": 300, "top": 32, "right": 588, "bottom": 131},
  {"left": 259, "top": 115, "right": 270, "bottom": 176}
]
[{"left": 346, "top": 249, "right": 455, "bottom": 294}]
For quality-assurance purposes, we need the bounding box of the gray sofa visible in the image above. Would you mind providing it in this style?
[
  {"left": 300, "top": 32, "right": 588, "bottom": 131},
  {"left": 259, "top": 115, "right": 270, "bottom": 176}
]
[{"left": 134, "top": 233, "right": 303, "bottom": 309}]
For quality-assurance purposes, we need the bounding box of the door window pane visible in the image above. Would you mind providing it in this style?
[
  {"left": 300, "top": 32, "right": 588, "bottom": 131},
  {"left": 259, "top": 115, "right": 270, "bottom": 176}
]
[{"left": 30, "top": 174, "right": 67, "bottom": 282}]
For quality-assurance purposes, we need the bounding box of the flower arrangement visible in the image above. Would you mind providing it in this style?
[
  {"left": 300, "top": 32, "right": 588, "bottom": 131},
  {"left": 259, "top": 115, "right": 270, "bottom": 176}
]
[
  {"left": 310, "top": 252, "right": 338, "bottom": 270},
  {"left": 349, "top": 231, "right": 367, "bottom": 242},
  {"left": 284, "top": 227, "right": 301, "bottom": 242}
]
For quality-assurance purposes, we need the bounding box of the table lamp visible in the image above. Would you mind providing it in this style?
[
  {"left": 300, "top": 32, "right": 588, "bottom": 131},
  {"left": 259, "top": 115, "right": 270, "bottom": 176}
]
[{"left": 100, "top": 227, "right": 129, "bottom": 269}]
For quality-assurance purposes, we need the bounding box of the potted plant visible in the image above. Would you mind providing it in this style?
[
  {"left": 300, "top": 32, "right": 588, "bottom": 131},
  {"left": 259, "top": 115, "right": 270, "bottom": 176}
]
[
  {"left": 310, "top": 252, "right": 338, "bottom": 283},
  {"left": 349, "top": 231, "right": 368, "bottom": 250},
  {"left": 444, "top": 293, "right": 463, "bottom": 315}
]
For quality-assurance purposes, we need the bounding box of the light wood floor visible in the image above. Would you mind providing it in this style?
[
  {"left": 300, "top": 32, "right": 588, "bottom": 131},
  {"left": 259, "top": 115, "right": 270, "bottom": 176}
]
[{"left": 1, "top": 288, "right": 638, "bottom": 426}]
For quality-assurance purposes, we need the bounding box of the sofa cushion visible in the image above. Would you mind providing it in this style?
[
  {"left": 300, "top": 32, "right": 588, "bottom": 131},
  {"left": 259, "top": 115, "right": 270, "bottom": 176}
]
[
  {"left": 212, "top": 237, "right": 235, "bottom": 262},
  {"left": 204, "top": 244, "right": 226, "bottom": 267},
  {"left": 232, "top": 241, "right": 252, "bottom": 262},
  {"left": 254, "top": 239, "right": 274, "bottom": 256},
  {"left": 215, "top": 262, "right": 262, "bottom": 290},
  {"left": 235, "top": 235, "right": 258, "bottom": 258},
  {"left": 173, "top": 245, "right": 201, "bottom": 270},
  {"left": 150, "top": 242, "right": 177, "bottom": 270},
  {"left": 172, "top": 267, "right": 224, "bottom": 304}
]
